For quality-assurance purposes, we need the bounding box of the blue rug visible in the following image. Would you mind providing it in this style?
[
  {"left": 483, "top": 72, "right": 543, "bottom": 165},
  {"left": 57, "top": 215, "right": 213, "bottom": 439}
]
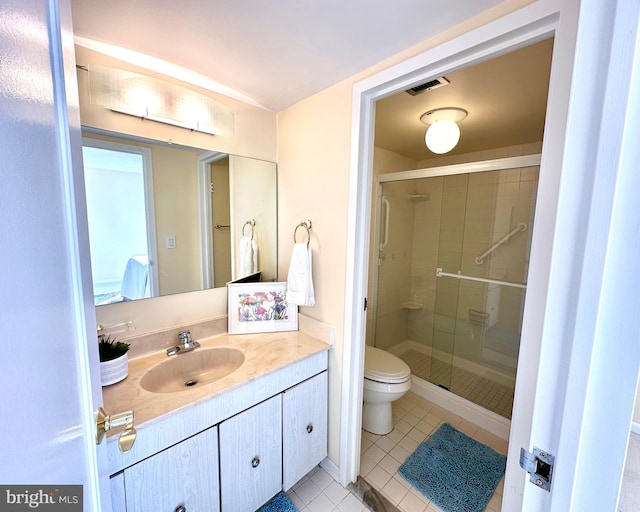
[
  {"left": 398, "top": 423, "right": 506, "bottom": 512},
  {"left": 256, "top": 492, "right": 298, "bottom": 512}
]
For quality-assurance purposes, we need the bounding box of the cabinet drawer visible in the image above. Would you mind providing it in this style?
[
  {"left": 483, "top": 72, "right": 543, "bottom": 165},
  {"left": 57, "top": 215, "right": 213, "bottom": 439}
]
[
  {"left": 219, "top": 395, "right": 282, "bottom": 512},
  {"left": 282, "top": 371, "right": 328, "bottom": 490},
  {"left": 123, "top": 426, "right": 219, "bottom": 512}
]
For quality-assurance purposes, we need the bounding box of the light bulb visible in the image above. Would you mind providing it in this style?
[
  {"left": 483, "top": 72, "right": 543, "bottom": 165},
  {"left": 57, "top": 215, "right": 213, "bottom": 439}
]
[{"left": 425, "top": 119, "right": 460, "bottom": 154}]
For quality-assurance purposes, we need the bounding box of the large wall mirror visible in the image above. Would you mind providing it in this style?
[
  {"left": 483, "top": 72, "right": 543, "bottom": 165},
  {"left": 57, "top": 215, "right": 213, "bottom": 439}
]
[{"left": 82, "top": 129, "right": 277, "bottom": 306}]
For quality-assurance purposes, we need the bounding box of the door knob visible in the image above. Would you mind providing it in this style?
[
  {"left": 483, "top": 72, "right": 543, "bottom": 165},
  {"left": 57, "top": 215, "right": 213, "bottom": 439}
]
[{"left": 96, "top": 407, "right": 137, "bottom": 453}]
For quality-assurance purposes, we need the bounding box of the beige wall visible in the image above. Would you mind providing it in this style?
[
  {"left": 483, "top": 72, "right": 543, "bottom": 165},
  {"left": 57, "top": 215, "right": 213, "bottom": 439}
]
[
  {"left": 277, "top": 81, "right": 353, "bottom": 463},
  {"left": 277, "top": 0, "right": 536, "bottom": 467},
  {"left": 230, "top": 156, "right": 278, "bottom": 282},
  {"left": 152, "top": 145, "right": 202, "bottom": 295}
]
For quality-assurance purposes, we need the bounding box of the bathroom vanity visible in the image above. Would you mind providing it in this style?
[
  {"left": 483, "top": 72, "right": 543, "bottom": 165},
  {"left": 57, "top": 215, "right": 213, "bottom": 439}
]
[{"left": 104, "top": 331, "right": 329, "bottom": 512}]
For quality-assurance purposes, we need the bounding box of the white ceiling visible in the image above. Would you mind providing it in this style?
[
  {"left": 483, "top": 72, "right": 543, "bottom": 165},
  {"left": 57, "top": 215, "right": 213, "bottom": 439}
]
[
  {"left": 70, "top": 0, "right": 504, "bottom": 112},
  {"left": 375, "top": 38, "right": 554, "bottom": 161}
]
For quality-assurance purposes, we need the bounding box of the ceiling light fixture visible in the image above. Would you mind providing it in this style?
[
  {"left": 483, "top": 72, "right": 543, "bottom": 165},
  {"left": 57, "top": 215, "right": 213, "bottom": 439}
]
[{"left": 420, "top": 107, "right": 468, "bottom": 154}]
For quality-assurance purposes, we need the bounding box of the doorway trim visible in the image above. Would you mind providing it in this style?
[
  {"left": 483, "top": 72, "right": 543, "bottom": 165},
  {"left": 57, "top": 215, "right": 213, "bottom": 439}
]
[
  {"left": 197, "top": 151, "right": 228, "bottom": 289},
  {"left": 81, "top": 136, "right": 159, "bottom": 298},
  {"left": 340, "top": 1, "right": 573, "bottom": 510}
]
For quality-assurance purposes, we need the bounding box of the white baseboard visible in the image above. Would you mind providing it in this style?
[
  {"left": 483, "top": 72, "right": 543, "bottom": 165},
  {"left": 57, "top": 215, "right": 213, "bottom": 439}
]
[
  {"left": 409, "top": 376, "right": 511, "bottom": 440},
  {"left": 319, "top": 457, "right": 340, "bottom": 483}
]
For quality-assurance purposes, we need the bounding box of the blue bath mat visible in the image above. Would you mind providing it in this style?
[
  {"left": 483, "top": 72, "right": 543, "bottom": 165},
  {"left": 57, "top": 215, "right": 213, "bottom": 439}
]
[
  {"left": 256, "top": 492, "right": 298, "bottom": 512},
  {"left": 398, "top": 423, "right": 506, "bottom": 512}
]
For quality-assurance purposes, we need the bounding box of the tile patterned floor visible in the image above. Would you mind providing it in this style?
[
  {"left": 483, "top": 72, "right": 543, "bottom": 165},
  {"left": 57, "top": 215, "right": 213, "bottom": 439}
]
[
  {"left": 286, "top": 465, "right": 369, "bottom": 512},
  {"left": 398, "top": 349, "right": 514, "bottom": 418},
  {"left": 286, "top": 391, "right": 509, "bottom": 512},
  {"left": 359, "top": 391, "right": 508, "bottom": 512}
]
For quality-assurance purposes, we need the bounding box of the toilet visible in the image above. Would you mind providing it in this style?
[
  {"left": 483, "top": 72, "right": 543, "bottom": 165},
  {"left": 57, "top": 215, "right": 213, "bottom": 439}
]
[{"left": 362, "top": 345, "right": 412, "bottom": 435}]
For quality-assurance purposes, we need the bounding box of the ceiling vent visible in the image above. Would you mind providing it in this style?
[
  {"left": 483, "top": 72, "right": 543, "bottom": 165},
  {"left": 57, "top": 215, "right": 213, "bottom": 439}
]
[{"left": 405, "top": 77, "right": 450, "bottom": 96}]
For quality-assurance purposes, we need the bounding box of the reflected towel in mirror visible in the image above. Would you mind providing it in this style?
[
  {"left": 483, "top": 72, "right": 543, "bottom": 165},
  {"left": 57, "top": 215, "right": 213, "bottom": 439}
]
[
  {"left": 120, "top": 255, "right": 150, "bottom": 300},
  {"left": 239, "top": 235, "right": 258, "bottom": 277},
  {"left": 286, "top": 243, "right": 315, "bottom": 306}
]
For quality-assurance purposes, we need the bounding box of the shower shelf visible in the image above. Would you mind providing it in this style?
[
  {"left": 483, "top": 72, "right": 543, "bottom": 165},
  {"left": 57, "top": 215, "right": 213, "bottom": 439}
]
[
  {"left": 402, "top": 301, "right": 423, "bottom": 310},
  {"left": 408, "top": 194, "right": 429, "bottom": 201}
]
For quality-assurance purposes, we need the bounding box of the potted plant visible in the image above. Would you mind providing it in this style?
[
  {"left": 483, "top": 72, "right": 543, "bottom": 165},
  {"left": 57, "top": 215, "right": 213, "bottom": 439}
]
[{"left": 99, "top": 334, "right": 130, "bottom": 386}]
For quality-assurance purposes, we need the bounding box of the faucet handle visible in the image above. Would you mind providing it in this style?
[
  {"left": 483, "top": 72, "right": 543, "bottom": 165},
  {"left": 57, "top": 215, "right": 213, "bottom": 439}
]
[{"left": 178, "top": 330, "right": 192, "bottom": 343}]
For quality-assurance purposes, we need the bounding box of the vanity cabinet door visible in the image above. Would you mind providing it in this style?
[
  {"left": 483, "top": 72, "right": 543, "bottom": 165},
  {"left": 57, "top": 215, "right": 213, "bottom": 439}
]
[
  {"left": 219, "top": 395, "right": 282, "bottom": 512},
  {"left": 123, "top": 426, "right": 219, "bottom": 512},
  {"left": 282, "top": 371, "right": 328, "bottom": 490},
  {"left": 110, "top": 472, "right": 126, "bottom": 512}
]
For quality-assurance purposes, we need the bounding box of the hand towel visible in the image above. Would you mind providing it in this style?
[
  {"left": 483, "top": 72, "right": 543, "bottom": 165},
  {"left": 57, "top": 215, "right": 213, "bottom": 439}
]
[
  {"left": 286, "top": 243, "right": 315, "bottom": 306},
  {"left": 251, "top": 238, "right": 259, "bottom": 275}
]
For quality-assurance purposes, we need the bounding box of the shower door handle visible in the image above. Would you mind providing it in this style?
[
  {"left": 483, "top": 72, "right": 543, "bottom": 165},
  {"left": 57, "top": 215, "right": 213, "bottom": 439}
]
[{"left": 380, "top": 196, "right": 390, "bottom": 251}]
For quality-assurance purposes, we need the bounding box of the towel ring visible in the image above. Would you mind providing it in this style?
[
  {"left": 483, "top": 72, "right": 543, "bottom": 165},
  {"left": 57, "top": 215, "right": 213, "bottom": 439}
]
[
  {"left": 242, "top": 219, "right": 255, "bottom": 239},
  {"left": 293, "top": 219, "right": 312, "bottom": 246}
]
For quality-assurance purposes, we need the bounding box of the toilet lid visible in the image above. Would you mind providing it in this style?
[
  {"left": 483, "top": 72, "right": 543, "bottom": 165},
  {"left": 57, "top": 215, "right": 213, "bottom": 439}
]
[{"left": 364, "top": 346, "right": 411, "bottom": 383}]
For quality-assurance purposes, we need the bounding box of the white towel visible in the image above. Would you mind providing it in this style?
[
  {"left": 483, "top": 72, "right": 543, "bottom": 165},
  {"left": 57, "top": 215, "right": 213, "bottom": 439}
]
[
  {"left": 120, "top": 255, "right": 149, "bottom": 300},
  {"left": 286, "top": 243, "right": 315, "bottom": 306},
  {"left": 239, "top": 236, "right": 259, "bottom": 277}
]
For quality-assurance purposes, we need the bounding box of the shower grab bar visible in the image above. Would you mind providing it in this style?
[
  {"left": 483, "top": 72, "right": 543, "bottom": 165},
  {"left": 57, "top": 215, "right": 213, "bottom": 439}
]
[
  {"left": 475, "top": 222, "right": 527, "bottom": 265},
  {"left": 436, "top": 267, "right": 527, "bottom": 289},
  {"left": 380, "top": 196, "right": 390, "bottom": 251}
]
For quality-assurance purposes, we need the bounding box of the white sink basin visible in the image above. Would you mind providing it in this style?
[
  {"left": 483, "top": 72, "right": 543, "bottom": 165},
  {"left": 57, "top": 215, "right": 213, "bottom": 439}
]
[{"left": 140, "top": 347, "right": 245, "bottom": 393}]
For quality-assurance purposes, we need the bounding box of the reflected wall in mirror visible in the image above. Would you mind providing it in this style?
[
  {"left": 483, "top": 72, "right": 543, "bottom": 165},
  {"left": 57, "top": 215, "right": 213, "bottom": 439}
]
[{"left": 82, "top": 130, "right": 277, "bottom": 306}]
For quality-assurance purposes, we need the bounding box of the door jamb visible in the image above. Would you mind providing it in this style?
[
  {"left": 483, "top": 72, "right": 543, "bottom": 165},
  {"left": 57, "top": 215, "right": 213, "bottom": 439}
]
[{"left": 340, "top": 5, "right": 568, "bottom": 512}]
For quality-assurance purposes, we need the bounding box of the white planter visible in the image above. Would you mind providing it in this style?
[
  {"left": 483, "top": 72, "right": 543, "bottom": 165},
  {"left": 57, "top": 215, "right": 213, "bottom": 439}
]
[{"left": 100, "top": 353, "right": 129, "bottom": 386}]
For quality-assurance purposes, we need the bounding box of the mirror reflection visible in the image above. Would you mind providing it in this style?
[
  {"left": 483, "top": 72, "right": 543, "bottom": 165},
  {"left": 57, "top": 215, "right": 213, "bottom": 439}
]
[{"left": 81, "top": 130, "right": 277, "bottom": 305}]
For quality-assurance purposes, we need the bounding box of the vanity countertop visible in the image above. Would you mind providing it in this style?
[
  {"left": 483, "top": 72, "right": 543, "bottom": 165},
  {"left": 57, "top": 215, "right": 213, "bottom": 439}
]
[{"left": 102, "top": 330, "right": 330, "bottom": 436}]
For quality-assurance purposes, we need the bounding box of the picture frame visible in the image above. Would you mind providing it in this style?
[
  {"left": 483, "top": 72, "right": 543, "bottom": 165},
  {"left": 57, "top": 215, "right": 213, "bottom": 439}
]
[{"left": 227, "top": 282, "right": 298, "bottom": 334}]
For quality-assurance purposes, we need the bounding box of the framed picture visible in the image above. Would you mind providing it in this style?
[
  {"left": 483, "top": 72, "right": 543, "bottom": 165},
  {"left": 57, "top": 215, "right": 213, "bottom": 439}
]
[{"left": 227, "top": 282, "right": 298, "bottom": 334}]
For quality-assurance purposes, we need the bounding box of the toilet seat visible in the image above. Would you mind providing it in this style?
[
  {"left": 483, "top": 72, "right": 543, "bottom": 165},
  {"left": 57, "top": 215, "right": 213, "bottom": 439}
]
[{"left": 364, "top": 346, "right": 411, "bottom": 384}]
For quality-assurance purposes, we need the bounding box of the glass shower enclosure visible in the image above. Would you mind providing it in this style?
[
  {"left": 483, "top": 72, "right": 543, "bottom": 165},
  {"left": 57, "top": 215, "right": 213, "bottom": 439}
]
[{"left": 367, "top": 156, "right": 540, "bottom": 419}]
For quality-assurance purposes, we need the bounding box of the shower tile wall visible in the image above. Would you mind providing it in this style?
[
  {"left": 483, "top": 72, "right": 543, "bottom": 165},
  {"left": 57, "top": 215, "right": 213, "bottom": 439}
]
[
  {"left": 407, "top": 177, "right": 443, "bottom": 348},
  {"left": 366, "top": 148, "right": 420, "bottom": 347},
  {"left": 373, "top": 179, "right": 416, "bottom": 351}
]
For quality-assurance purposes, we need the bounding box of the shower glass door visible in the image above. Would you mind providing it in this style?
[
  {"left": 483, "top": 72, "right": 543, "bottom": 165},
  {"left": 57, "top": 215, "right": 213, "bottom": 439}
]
[{"left": 369, "top": 158, "right": 540, "bottom": 419}]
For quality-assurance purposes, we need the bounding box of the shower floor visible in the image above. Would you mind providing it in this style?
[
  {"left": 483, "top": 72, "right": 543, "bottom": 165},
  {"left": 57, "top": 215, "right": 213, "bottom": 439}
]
[{"left": 398, "top": 349, "right": 514, "bottom": 419}]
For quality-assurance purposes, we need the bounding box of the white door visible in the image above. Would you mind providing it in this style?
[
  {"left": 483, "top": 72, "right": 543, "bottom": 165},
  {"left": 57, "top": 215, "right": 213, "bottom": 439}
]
[
  {"left": 0, "top": 1, "right": 109, "bottom": 510},
  {"left": 512, "top": 0, "right": 640, "bottom": 510}
]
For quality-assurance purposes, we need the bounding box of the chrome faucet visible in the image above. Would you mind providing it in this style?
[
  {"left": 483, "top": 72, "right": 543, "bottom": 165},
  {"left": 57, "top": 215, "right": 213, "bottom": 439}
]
[{"left": 166, "top": 330, "right": 201, "bottom": 356}]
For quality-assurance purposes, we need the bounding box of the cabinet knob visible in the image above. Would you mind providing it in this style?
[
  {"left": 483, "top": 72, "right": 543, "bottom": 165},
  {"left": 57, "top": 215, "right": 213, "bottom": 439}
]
[
  {"left": 306, "top": 423, "right": 314, "bottom": 434},
  {"left": 175, "top": 506, "right": 186, "bottom": 512},
  {"left": 251, "top": 456, "right": 260, "bottom": 468}
]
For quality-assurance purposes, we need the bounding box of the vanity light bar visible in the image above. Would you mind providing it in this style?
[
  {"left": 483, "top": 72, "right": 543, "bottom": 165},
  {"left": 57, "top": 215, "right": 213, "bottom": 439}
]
[{"left": 87, "top": 65, "right": 234, "bottom": 137}]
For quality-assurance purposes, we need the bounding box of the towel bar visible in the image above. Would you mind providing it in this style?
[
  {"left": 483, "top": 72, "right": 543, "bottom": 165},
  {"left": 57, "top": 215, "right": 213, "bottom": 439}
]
[
  {"left": 294, "top": 219, "right": 312, "bottom": 246},
  {"left": 242, "top": 219, "right": 256, "bottom": 238}
]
